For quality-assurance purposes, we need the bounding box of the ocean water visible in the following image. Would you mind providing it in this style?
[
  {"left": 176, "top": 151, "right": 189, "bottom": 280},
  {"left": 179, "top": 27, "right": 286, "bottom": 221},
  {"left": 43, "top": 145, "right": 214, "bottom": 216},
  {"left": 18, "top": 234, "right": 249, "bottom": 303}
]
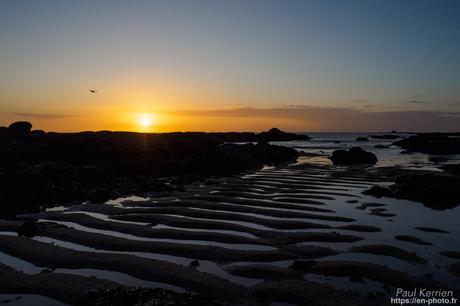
[{"left": 276, "top": 133, "right": 460, "bottom": 170}]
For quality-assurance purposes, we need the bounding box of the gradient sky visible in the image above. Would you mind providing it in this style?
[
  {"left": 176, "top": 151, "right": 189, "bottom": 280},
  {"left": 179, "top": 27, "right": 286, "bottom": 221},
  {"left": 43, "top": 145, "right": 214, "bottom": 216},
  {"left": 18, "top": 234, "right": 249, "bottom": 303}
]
[{"left": 1, "top": 0, "right": 459, "bottom": 132}]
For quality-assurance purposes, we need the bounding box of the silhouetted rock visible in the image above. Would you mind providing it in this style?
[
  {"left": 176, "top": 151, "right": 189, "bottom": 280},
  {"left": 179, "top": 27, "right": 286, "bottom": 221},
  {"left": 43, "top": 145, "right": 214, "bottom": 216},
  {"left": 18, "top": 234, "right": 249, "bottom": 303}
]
[
  {"left": 190, "top": 260, "right": 200, "bottom": 267},
  {"left": 0, "top": 123, "right": 301, "bottom": 214},
  {"left": 31, "top": 129, "right": 46, "bottom": 135},
  {"left": 331, "top": 147, "right": 377, "bottom": 165},
  {"left": 374, "top": 144, "right": 389, "bottom": 149},
  {"left": 256, "top": 128, "right": 310, "bottom": 142},
  {"left": 8, "top": 121, "right": 32, "bottom": 134},
  {"left": 363, "top": 173, "right": 460, "bottom": 209},
  {"left": 362, "top": 186, "right": 392, "bottom": 198},
  {"left": 356, "top": 137, "right": 369, "bottom": 142},
  {"left": 0, "top": 126, "right": 8, "bottom": 133},
  {"left": 393, "top": 133, "right": 460, "bottom": 155}
]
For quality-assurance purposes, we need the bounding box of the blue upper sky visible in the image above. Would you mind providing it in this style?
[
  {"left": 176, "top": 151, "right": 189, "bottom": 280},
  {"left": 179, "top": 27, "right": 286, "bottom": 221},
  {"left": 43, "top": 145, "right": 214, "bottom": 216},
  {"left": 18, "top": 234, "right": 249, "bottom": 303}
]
[{"left": 0, "top": 0, "right": 459, "bottom": 131}]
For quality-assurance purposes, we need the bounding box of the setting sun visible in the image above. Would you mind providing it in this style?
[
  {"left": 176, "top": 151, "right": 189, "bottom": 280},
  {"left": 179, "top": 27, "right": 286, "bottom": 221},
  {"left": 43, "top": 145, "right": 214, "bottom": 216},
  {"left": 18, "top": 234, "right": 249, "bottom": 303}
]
[
  {"left": 139, "top": 114, "right": 153, "bottom": 127},
  {"left": 135, "top": 113, "right": 159, "bottom": 131}
]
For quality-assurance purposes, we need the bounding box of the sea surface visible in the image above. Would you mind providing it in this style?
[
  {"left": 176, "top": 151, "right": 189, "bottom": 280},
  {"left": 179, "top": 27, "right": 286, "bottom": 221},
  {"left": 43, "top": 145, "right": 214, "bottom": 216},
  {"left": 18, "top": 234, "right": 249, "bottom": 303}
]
[{"left": 278, "top": 132, "right": 460, "bottom": 169}]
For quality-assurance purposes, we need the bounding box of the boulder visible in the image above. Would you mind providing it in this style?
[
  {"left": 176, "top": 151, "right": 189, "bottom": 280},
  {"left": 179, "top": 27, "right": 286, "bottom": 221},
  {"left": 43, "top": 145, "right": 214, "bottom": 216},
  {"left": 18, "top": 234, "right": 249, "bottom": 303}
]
[
  {"left": 363, "top": 173, "right": 460, "bottom": 209},
  {"left": 8, "top": 121, "right": 32, "bottom": 134},
  {"left": 190, "top": 260, "right": 200, "bottom": 267},
  {"left": 331, "top": 147, "right": 377, "bottom": 165}
]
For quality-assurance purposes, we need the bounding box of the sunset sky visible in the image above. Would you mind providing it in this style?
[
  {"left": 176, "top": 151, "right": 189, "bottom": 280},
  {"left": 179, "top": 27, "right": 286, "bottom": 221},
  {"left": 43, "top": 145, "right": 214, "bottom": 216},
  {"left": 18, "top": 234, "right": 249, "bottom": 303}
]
[{"left": 1, "top": 0, "right": 459, "bottom": 132}]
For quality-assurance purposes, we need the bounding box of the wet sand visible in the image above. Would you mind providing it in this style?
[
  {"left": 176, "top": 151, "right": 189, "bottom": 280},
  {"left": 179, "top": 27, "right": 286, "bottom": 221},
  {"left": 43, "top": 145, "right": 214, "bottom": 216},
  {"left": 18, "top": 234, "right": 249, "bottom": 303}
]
[{"left": 1, "top": 160, "right": 460, "bottom": 305}]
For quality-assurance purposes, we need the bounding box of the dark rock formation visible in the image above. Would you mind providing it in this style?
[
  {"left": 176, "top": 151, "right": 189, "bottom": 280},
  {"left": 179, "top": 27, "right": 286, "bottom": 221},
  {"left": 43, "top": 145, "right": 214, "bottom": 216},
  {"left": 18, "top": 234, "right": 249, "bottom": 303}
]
[
  {"left": 256, "top": 128, "right": 310, "bottom": 142},
  {"left": 363, "top": 173, "right": 460, "bottom": 209},
  {"left": 8, "top": 121, "right": 32, "bottom": 134},
  {"left": 190, "top": 260, "right": 200, "bottom": 267},
  {"left": 356, "top": 137, "right": 369, "bottom": 142},
  {"left": 330, "top": 147, "right": 377, "bottom": 165},
  {"left": 0, "top": 123, "right": 302, "bottom": 214},
  {"left": 393, "top": 133, "right": 460, "bottom": 155},
  {"left": 374, "top": 145, "right": 389, "bottom": 149}
]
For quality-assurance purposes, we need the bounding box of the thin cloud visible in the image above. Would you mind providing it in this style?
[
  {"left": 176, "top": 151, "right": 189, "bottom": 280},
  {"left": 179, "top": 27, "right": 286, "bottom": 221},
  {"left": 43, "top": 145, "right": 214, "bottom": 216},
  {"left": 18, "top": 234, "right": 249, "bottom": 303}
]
[
  {"left": 168, "top": 106, "right": 460, "bottom": 132},
  {"left": 11, "top": 112, "right": 75, "bottom": 119},
  {"left": 403, "top": 100, "right": 431, "bottom": 104},
  {"left": 353, "top": 99, "right": 367, "bottom": 103}
]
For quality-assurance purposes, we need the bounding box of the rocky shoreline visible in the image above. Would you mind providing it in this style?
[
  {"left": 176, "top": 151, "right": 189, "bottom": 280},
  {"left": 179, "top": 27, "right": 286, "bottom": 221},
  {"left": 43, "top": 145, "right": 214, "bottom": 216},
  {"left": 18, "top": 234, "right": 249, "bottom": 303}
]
[{"left": 0, "top": 123, "right": 306, "bottom": 215}]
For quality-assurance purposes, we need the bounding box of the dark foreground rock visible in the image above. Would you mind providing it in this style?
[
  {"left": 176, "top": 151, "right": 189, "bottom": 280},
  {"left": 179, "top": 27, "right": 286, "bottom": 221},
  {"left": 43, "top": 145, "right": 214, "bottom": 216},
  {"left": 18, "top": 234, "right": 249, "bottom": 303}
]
[
  {"left": 84, "top": 287, "right": 221, "bottom": 306},
  {"left": 7, "top": 121, "right": 32, "bottom": 134},
  {"left": 393, "top": 133, "right": 460, "bottom": 155},
  {"left": 330, "top": 147, "right": 377, "bottom": 165},
  {"left": 0, "top": 123, "right": 303, "bottom": 214},
  {"left": 363, "top": 173, "right": 460, "bottom": 209}
]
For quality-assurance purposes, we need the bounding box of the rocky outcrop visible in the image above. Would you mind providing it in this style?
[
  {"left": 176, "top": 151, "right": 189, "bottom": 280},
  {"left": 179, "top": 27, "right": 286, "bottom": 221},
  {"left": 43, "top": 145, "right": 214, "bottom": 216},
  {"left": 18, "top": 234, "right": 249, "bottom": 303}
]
[
  {"left": 330, "top": 147, "right": 377, "bottom": 165},
  {"left": 393, "top": 133, "right": 460, "bottom": 155},
  {"left": 356, "top": 137, "right": 369, "bottom": 142},
  {"left": 8, "top": 121, "right": 32, "bottom": 134},
  {"left": 363, "top": 173, "right": 460, "bottom": 209},
  {"left": 0, "top": 123, "right": 302, "bottom": 214},
  {"left": 256, "top": 128, "right": 310, "bottom": 142}
]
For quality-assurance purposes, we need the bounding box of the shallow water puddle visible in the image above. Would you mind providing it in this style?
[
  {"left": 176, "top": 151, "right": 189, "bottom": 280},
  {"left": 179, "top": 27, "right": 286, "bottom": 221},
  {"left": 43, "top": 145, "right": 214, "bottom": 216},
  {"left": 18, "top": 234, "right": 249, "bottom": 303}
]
[
  {"left": 33, "top": 235, "right": 260, "bottom": 286},
  {"left": 37, "top": 219, "right": 276, "bottom": 251}
]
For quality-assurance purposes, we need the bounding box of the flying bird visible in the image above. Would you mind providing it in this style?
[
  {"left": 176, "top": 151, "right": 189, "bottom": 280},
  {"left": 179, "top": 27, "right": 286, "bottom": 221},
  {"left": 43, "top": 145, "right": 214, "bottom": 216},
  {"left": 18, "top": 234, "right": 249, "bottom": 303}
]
[{"left": 89, "top": 89, "right": 98, "bottom": 93}]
